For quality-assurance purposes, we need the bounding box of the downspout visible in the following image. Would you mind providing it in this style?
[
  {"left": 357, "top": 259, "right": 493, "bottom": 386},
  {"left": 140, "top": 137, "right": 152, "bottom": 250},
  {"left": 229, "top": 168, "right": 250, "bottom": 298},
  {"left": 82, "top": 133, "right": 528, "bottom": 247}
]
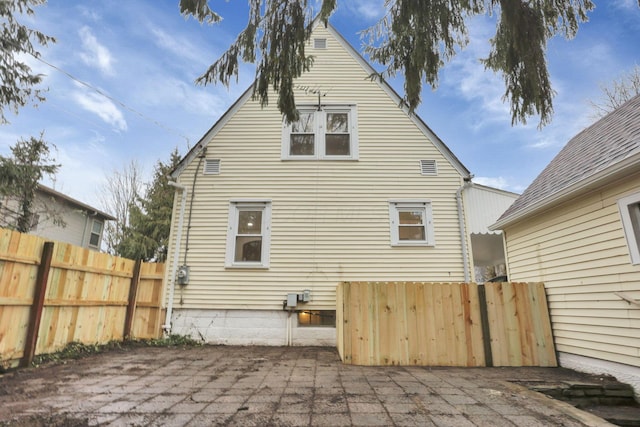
[
  {"left": 456, "top": 178, "right": 472, "bottom": 282},
  {"left": 163, "top": 181, "right": 187, "bottom": 333}
]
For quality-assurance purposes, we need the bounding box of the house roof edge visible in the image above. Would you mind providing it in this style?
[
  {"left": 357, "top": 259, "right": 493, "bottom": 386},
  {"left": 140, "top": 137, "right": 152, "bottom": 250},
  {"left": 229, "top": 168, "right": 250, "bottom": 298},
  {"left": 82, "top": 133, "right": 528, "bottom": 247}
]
[
  {"left": 490, "top": 150, "right": 640, "bottom": 231},
  {"left": 37, "top": 184, "right": 116, "bottom": 221},
  {"left": 172, "top": 17, "right": 471, "bottom": 180}
]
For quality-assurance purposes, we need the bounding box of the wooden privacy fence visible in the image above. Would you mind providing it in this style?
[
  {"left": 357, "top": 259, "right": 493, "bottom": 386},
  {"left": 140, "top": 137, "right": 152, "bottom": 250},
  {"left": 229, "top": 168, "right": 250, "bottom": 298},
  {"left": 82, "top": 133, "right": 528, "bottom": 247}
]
[
  {"left": 0, "top": 228, "right": 165, "bottom": 368},
  {"left": 337, "top": 281, "right": 557, "bottom": 367}
]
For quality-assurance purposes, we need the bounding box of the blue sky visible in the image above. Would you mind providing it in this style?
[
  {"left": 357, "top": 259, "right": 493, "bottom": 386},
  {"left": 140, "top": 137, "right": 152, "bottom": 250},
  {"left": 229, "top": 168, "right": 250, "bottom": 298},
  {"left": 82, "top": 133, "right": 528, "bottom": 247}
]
[{"left": 1, "top": 0, "right": 639, "bottom": 208}]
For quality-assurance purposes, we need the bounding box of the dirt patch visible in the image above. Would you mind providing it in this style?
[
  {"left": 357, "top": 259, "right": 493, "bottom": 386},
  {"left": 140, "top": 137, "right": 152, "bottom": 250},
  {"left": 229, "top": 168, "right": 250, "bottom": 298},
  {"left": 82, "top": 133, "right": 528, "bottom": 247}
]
[{"left": 0, "top": 414, "right": 89, "bottom": 427}]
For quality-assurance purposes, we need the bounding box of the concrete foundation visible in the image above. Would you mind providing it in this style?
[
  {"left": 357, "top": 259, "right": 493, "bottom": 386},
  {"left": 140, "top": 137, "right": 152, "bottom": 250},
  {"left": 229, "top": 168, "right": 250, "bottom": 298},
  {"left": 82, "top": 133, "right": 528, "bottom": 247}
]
[
  {"left": 559, "top": 352, "right": 640, "bottom": 399},
  {"left": 169, "top": 309, "right": 336, "bottom": 347}
]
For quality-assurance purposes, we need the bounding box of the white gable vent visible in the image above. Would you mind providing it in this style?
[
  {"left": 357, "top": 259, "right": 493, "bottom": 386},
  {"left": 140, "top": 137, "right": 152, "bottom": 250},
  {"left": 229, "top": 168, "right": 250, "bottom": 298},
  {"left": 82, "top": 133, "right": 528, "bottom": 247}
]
[
  {"left": 313, "top": 38, "right": 327, "bottom": 49},
  {"left": 203, "top": 159, "right": 221, "bottom": 175},
  {"left": 420, "top": 159, "right": 437, "bottom": 176}
]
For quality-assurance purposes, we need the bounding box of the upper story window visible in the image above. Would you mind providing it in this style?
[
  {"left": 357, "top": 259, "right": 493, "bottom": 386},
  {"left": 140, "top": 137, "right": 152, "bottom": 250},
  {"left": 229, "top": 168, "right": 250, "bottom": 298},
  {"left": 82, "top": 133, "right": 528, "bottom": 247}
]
[
  {"left": 89, "top": 220, "right": 103, "bottom": 248},
  {"left": 388, "top": 200, "right": 435, "bottom": 246},
  {"left": 282, "top": 106, "right": 358, "bottom": 160}
]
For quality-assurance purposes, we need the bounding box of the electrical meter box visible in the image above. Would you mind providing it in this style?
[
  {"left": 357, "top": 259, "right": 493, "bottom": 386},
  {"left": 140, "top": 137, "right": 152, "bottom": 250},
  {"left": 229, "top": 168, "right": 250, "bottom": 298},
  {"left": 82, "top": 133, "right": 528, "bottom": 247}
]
[
  {"left": 286, "top": 293, "right": 298, "bottom": 309},
  {"left": 177, "top": 265, "right": 190, "bottom": 285}
]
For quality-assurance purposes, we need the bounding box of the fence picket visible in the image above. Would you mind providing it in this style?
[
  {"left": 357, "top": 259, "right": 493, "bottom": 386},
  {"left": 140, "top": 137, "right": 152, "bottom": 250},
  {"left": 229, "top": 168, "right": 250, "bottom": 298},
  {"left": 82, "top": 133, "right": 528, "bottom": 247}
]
[
  {"left": 0, "top": 228, "right": 165, "bottom": 368},
  {"left": 337, "top": 281, "right": 557, "bottom": 367}
]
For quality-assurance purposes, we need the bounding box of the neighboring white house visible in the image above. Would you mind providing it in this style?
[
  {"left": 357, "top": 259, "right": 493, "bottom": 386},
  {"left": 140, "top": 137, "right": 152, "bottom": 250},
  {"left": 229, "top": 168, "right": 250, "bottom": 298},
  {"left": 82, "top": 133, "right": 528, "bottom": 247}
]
[
  {"left": 462, "top": 184, "right": 519, "bottom": 282},
  {"left": 0, "top": 184, "right": 114, "bottom": 250},
  {"left": 163, "top": 20, "right": 507, "bottom": 346},
  {"left": 492, "top": 94, "right": 640, "bottom": 394}
]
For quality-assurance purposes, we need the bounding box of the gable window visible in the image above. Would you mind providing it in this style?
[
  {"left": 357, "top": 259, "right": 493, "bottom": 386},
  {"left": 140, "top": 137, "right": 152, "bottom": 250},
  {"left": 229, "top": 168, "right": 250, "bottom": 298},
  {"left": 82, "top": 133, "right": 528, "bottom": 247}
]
[
  {"left": 618, "top": 192, "right": 640, "bottom": 265},
  {"left": 282, "top": 106, "right": 358, "bottom": 160},
  {"left": 389, "top": 200, "right": 435, "bottom": 246},
  {"left": 89, "top": 220, "right": 103, "bottom": 248},
  {"left": 226, "top": 200, "right": 271, "bottom": 268}
]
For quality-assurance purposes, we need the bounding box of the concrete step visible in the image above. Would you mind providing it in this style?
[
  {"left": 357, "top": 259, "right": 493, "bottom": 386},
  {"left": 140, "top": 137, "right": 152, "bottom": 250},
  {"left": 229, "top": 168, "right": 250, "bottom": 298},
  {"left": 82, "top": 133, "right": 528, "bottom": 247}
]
[
  {"left": 584, "top": 405, "right": 640, "bottom": 427},
  {"left": 529, "top": 381, "right": 637, "bottom": 407},
  {"left": 517, "top": 379, "right": 640, "bottom": 426}
]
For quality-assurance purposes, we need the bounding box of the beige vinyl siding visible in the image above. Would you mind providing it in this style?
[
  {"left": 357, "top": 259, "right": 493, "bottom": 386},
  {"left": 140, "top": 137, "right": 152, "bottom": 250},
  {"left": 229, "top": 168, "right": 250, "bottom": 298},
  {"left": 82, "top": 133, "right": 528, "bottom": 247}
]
[
  {"left": 504, "top": 171, "right": 640, "bottom": 367},
  {"left": 165, "top": 24, "right": 466, "bottom": 311}
]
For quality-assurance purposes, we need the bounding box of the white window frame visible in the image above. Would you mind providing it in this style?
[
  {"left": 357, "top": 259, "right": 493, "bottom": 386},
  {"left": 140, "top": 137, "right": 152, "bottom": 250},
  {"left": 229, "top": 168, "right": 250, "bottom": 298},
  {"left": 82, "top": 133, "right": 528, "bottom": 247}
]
[
  {"left": 88, "top": 219, "right": 103, "bottom": 249},
  {"left": 388, "top": 200, "right": 435, "bottom": 246},
  {"left": 281, "top": 105, "right": 358, "bottom": 160},
  {"left": 617, "top": 192, "right": 640, "bottom": 265},
  {"left": 225, "top": 200, "right": 272, "bottom": 268}
]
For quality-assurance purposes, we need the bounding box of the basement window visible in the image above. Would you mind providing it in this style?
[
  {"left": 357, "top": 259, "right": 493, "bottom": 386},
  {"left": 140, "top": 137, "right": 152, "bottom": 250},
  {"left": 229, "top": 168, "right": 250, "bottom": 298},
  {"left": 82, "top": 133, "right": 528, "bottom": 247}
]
[
  {"left": 297, "top": 310, "right": 336, "bottom": 327},
  {"left": 618, "top": 191, "right": 640, "bottom": 265}
]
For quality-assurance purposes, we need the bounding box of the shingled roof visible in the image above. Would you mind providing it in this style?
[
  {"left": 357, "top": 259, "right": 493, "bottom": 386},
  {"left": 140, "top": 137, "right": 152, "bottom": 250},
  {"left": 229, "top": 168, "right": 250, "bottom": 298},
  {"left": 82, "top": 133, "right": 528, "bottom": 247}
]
[{"left": 493, "top": 93, "right": 640, "bottom": 229}]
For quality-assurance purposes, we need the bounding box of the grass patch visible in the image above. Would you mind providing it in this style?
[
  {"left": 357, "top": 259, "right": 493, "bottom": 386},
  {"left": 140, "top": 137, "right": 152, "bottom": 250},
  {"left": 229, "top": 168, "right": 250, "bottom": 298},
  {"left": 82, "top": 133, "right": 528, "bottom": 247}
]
[
  {"left": 31, "top": 334, "right": 201, "bottom": 367},
  {"left": 135, "top": 334, "right": 202, "bottom": 348}
]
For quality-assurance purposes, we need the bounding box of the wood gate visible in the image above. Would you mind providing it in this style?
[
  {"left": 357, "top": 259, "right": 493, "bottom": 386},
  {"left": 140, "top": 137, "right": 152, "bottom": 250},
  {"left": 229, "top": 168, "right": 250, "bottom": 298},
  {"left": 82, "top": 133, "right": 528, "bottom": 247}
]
[{"left": 336, "top": 281, "right": 556, "bottom": 367}]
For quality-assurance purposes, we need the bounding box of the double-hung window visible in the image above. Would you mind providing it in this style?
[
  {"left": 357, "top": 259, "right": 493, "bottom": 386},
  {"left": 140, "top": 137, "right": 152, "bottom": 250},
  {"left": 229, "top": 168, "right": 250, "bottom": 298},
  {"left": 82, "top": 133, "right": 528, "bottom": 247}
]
[
  {"left": 282, "top": 106, "right": 358, "bottom": 160},
  {"left": 389, "top": 200, "right": 435, "bottom": 246},
  {"left": 226, "top": 200, "right": 272, "bottom": 268},
  {"left": 618, "top": 191, "right": 640, "bottom": 265},
  {"left": 88, "top": 220, "right": 103, "bottom": 249}
]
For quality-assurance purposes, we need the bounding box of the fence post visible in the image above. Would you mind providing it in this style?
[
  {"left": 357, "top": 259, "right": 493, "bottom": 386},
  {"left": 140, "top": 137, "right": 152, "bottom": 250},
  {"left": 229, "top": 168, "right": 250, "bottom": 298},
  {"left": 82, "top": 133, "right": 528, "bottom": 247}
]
[
  {"left": 21, "top": 241, "right": 54, "bottom": 367},
  {"left": 477, "top": 284, "right": 493, "bottom": 367},
  {"left": 123, "top": 259, "right": 142, "bottom": 340}
]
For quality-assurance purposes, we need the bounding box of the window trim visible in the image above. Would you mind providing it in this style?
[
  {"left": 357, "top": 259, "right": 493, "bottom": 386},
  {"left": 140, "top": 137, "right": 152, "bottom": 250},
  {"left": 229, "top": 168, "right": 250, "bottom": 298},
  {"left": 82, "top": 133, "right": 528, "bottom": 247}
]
[
  {"left": 617, "top": 192, "right": 640, "bottom": 265},
  {"left": 388, "top": 199, "right": 435, "bottom": 246},
  {"left": 281, "top": 105, "right": 358, "bottom": 160},
  {"left": 88, "top": 219, "right": 103, "bottom": 249},
  {"left": 225, "top": 200, "right": 272, "bottom": 269}
]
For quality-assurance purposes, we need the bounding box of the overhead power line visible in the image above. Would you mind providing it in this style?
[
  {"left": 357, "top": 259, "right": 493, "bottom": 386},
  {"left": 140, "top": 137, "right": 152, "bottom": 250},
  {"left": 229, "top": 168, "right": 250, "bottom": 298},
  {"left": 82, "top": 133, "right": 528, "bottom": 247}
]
[{"left": 30, "top": 53, "right": 192, "bottom": 148}]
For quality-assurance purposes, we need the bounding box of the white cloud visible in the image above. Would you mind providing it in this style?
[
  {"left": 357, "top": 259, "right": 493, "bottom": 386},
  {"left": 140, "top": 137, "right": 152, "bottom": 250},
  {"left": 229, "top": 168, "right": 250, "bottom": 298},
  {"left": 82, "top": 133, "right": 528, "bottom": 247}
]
[
  {"left": 474, "top": 176, "right": 527, "bottom": 193},
  {"left": 149, "top": 26, "right": 209, "bottom": 66},
  {"left": 132, "top": 74, "right": 229, "bottom": 116},
  {"left": 614, "top": 0, "right": 639, "bottom": 10},
  {"left": 44, "top": 145, "right": 110, "bottom": 208},
  {"left": 78, "top": 26, "right": 115, "bottom": 75},
  {"left": 341, "top": 0, "right": 386, "bottom": 21},
  {"left": 71, "top": 88, "right": 127, "bottom": 131},
  {"left": 474, "top": 176, "right": 508, "bottom": 189},
  {"left": 438, "top": 16, "right": 515, "bottom": 129}
]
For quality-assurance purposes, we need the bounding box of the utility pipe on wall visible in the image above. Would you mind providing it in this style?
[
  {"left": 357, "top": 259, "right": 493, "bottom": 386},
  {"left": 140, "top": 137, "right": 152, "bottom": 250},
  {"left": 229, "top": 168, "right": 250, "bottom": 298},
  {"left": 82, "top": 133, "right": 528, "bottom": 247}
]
[
  {"left": 456, "top": 179, "right": 472, "bottom": 283},
  {"left": 163, "top": 181, "right": 187, "bottom": 333}
]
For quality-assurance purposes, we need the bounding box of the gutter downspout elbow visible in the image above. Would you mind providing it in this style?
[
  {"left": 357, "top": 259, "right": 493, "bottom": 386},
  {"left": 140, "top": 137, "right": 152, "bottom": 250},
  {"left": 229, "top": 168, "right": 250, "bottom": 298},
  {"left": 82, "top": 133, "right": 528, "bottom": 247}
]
[
  {"left": 456, "top": 179, "right": 472, "bottom": 283},
  {"left": 163, "top": 181, "right": 187, "bottom": 334}
]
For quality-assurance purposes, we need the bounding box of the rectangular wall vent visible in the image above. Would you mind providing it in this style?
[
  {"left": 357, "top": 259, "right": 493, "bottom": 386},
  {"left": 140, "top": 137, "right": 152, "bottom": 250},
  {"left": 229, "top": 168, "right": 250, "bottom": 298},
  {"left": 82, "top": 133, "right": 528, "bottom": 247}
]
[
  {"left": 313, "top": 38, "right": 327, "bottom": 49},
  {"left": 203, "top": 159, "right": 221, "bottom": 175},
  {"left": 420, "top": 159, "right": 437, "bottom": 176}
]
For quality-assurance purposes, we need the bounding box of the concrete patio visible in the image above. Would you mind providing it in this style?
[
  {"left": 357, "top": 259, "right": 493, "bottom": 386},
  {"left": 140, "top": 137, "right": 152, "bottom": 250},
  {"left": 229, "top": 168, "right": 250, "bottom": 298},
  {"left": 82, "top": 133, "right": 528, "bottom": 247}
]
[{"left": 0, "top": 345, "right": 618, "bottom": 426}]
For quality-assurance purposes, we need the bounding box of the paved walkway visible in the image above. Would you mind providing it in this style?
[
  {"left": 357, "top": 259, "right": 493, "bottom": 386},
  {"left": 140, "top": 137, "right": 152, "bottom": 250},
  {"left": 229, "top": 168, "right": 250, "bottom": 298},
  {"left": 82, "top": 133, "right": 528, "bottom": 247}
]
[{"left": 0, "top": 346, "right": 615, "bottom": 426}]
